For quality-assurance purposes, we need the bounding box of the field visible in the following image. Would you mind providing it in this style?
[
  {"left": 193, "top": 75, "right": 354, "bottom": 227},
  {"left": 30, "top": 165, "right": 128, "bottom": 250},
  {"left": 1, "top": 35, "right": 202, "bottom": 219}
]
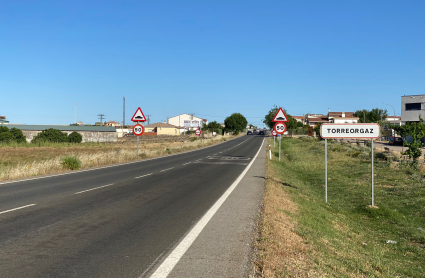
[
  {"left": 257, "top": 137, "right": 425, "bottom": 277},
  {"left": 0, "top": 135, "right": 234, "bottom": 181}
]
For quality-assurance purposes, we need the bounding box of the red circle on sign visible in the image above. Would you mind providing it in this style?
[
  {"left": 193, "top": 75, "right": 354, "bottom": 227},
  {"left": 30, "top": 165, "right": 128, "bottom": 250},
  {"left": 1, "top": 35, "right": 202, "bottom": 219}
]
[
  {"left": 272, "top": 130, "right": 277, "bottom": 136},
  {"left": 274, "top": 122, "right": 287, "bottom": 134},
  {"left": 195, "top": 129, "right": 201, "bottom": 136},
  {"left": 133, "top": 124, "right": 144, "bottom": 136}
]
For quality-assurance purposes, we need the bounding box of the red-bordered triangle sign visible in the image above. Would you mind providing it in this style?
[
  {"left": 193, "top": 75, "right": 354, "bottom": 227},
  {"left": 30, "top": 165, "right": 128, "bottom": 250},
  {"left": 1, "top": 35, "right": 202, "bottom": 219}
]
[
  {"left": 131, "top": 107, "right": 147, "bottom": 122},
  {"left": 272, "top": 108, "right": 289, "bottom": 122}
]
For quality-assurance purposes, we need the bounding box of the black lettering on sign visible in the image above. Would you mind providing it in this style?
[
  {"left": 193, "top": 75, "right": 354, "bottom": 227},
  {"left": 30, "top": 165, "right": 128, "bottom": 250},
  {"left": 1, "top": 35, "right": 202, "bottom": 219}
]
[
  {"left": 337, "top": 129, "right": 340, "bottom": 133},
  {"left": 341, "top": 129, "right": 345, "bottom": 133},
  {"left": 365, "top": 129, "right": 369, "bottom": 133},
  {"left": 360, "top": 129, "right": 364, "bottom": 133},
  {"left": 355, "top": 129, "right": 359, "bottom": 133},
  {"left": 332, "top": 129, "right": 336, "bottom": 133},
  {"left": 370, "top": 129, "right": 373, "bottom": 133},
  {"left": 350, "top": 129, "right": 354, "bottom": 133},
  {"left": 327, "top": 129, "right": 331, "bottom": 133},
  {"left": 346, "top": 129, "right": 349, "bottom": 133}
]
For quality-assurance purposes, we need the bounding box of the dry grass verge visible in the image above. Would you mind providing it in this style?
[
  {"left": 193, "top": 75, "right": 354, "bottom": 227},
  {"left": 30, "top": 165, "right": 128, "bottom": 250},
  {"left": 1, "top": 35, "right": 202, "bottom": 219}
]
[
  {"left": 256, "top": 164, "right": 316, "bottom": 277},
  {"left": 0, "top": 135, "right": 235, "bottom": 181}
]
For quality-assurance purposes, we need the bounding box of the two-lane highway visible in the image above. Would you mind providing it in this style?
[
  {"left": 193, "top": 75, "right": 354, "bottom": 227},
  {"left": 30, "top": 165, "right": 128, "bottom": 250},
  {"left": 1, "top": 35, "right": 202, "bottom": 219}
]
[{"left": 0, "top": 135, "right": 265, "bottom": 277}]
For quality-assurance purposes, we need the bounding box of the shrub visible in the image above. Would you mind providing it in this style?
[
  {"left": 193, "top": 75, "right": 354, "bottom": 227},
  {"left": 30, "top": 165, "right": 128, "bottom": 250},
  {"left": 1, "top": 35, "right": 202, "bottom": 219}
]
[
  {"left": 68, "top": 131, "right": 83, "bottom": 143},
  {"left": 62, "top": 156, "right": 81, "bottom": 170},
  {"left": 10, "top": 128, "right": 26, "bottom": 143},
  {"left": 32, "top": 128, "right": 69, "bottom": 143},
  {"left": 375, "top": 152, "right": 388, "bottom": 160},
  {"left": 0, "top": 126, "right": 13, "bottom": 142}
]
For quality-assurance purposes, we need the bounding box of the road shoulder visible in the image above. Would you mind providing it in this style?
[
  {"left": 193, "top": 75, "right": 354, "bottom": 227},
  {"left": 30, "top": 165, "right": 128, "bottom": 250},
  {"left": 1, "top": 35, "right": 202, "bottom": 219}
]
[{"left": 167, "top": 138, "right": 267, "bottom": 278}]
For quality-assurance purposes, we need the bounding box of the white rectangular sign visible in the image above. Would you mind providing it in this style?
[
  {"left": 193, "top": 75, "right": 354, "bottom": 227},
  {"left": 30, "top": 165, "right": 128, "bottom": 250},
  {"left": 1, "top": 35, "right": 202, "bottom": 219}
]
[{"left": 321, "top": 123, "right": 380, "bottom": 139}]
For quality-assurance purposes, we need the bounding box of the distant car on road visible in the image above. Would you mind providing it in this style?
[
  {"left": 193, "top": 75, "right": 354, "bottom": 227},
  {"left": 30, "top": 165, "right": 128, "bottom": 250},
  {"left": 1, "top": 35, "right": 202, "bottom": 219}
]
[
  {"left": 247, "top": 131, "right": 252, "bottom": 135},
  {"left": 259, "top": 130, "right": 265, "bottom": 135},
  {"left": 389, "top": 136, "right": 403, "bottom": 145}
]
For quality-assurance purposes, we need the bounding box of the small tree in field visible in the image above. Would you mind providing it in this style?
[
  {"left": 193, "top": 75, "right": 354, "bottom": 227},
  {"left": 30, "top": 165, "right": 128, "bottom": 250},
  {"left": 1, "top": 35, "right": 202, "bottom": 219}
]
[
  {"left": 391, "top": 117, "right": 425, "bottom": 161},
  {"left": 224, "top": 113, "right": 248, "bottom": 134}
]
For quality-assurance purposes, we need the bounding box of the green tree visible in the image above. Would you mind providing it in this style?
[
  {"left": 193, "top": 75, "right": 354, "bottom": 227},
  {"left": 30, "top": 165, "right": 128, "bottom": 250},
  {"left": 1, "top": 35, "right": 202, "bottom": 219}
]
[
  {"left": 391, "top": 117, "right": 425, "bottom": 161},
  {"left": 10, "top": 128, "right": 27, "bottom": 143},
  {"left": 224, "top": 113, "right": 248, "bottom": 133},
  {"left": 354, "top": 109, "right": 388, "bottom": 123},
  {"left": 206, "top": 121, "right": 222, "bottom": 133},
  {"left": 32, "top": 128, "right": 69, "bottom": 143},
  {"left": 0, "top": 126, "right": 13, "bottom": 142},
  {"left": 263, "top": 105, "right": 297, "bottom": 130},
  {"left": 68, "top": 131, "right": 83, "bottom": 143}
]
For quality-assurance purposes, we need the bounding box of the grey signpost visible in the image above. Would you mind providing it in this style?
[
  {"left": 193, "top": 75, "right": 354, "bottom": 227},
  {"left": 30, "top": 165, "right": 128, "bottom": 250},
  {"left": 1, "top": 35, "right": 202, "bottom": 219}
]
[
  {"left": 131, "top": 107, "right": 147, "bottom": 155},
  {"left": 321, "top": 123, "right": 380, "bottom": 205}
]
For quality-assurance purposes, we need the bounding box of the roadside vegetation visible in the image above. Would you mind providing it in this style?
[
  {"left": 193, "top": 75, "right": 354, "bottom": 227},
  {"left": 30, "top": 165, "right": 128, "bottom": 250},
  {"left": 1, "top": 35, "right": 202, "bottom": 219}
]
[
  {"left": 0, "top": 135, "right": 236, "bottom": 181},
  {"left": 257, "top": 137, "right": 424, "bottom": 277}
]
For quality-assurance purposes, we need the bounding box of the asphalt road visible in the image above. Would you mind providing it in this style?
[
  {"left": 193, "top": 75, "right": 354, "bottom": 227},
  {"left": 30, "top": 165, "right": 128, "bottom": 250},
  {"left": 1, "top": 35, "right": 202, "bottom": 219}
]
[{"left": 0, "top": 135, "right": 265, "bottom": 278}]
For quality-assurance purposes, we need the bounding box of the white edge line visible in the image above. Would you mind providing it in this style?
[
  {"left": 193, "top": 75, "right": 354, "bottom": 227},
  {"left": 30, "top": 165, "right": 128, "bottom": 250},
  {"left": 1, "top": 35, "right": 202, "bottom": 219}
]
[
  {"left": 0, "top": 204, "right": 36, "bottom": 215},
  {"left": 160, "top": 167, "right": 174, "bottom": 172},
  {"left": 74, "top": 184, "right": 114, "bottom": 195},
  {"left": 0, "top": 136, "right": 247, "bottom": 187},
  {"left": 135, "top": 173, "right": 154, "bottom": 179},
  {"left": 182, "top": 162, "right": 191, "bottom": 166},
  {"left": 147, "top": 137, "right": 265, "bottom": 278}
]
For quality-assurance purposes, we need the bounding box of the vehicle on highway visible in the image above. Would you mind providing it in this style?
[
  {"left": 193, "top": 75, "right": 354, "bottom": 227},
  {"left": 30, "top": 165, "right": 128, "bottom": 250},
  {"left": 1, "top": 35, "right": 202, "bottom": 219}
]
[
  {"left": 389, "top": 136, "right": 403, "bottom": 145},
  {"left": 247, "top": 131, "right": 252, "bottom": 135},
  {"left": 259, "top": 130, "right": 265, "bottom": 135}
]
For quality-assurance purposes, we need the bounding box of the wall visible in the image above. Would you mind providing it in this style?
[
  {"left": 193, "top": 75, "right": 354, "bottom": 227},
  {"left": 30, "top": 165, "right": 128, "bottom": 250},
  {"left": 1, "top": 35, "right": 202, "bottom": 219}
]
[
  {"left": 22, "top": 130, "right": 117, "bottom": 143},
  {"left": 157, "top": 127, "right": 179, "bottom": 136}
]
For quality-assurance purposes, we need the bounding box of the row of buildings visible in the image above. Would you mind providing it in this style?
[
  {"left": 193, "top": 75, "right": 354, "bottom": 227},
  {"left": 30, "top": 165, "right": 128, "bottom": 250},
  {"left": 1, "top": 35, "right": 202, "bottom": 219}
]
[{"left": 292, "top": 111, "right": 401, "bottom": 127}]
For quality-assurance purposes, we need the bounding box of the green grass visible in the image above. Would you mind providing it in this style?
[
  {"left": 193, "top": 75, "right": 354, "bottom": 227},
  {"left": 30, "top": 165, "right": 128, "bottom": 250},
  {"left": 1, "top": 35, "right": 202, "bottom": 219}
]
[{"left": 269, "top": 137, "right": 425, "bottom": 277}]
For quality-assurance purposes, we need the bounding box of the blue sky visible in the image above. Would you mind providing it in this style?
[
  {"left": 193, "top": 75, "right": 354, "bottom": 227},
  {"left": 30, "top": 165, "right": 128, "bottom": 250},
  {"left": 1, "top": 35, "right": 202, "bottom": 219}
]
[{"left": 1, "top": 1, "right": 424, "bottom": 126}]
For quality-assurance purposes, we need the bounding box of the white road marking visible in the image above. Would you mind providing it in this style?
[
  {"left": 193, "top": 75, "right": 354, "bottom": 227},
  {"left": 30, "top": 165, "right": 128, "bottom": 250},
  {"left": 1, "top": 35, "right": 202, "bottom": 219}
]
[
  {"left": 148, "top": 137, "right": 265, "bottom": 278},
  {"left": 182, "top": 162, "right": 191, "bottom": 166},
  {"left": 0, "top": 204, "right": 36, "bottom": 215},
  {"left": 160, "top": 167, "right": 174, "bottom": 172},
  {"left": 74, "top": 184, "right": 114, "bottom": 195},
  {"left": 135, "top": 173, "right": 154, "bottom": 179}
]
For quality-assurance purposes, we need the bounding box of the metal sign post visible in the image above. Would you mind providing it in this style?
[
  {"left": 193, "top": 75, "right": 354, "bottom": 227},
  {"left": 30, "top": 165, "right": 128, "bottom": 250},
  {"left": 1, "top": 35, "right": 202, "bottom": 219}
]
[
  {"left": 371, "top": 139, "right": 374, "bottom": 206},
  {"left": 325, "top": 138, "right": 328, "bottom": 203},
  {"left": 279, "top": 135, "right": 281, "bottom": 161}
]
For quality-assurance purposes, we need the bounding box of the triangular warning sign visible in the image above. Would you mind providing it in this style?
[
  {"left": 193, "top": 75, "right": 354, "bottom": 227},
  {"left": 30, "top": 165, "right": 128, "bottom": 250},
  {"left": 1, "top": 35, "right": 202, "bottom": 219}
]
[
  {"left": 272, "top": 108, "right": 289, "bottom": 122},
  {"left": 131, "top": 107, "right": 147, "bottom": 122}
]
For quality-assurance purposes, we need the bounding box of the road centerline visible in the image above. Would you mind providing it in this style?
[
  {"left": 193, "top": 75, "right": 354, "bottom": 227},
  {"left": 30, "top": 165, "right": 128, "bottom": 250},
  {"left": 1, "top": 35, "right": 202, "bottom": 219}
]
[
  {"left": 135, "top": 173, "right": 154, "bottom": 179},
  {"left": 74, "top": 184, "right": 114, "bottom": 195},
  {"left": 160, "top": 167, "right": 174, "bottom": 172},
  {"left": 0, "top": 204, "right": 36, "bottom": 215}
]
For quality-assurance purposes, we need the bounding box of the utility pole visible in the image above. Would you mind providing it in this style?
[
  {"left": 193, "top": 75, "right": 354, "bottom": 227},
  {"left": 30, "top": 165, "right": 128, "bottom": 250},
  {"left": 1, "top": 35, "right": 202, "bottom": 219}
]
[
  {"left": 123, "top": 96, "right": 125, "bottom": 127},
  {"left": 146, "top": 115, "right": 151, "bottom": 125},
  {"left": 98, "top": 114, "right": 105, "bottom": 125}
]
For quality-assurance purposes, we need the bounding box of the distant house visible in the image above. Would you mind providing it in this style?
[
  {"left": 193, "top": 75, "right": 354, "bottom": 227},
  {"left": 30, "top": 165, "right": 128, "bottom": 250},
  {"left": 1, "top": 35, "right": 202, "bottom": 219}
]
[
  {"left": 167, "top": 114, "right": 208, "bottom": 132},
  {"left": 144, "top": 122, "right": 181, "bottom": 136},
  {"left": 292, "top": 116, "right": 305, "bottom": 125},
  {"left": 0, "top": 116, "right": 9, "bottom": 124},
  {"left": 305, "top": 111, "right": 358, "bottom": 127},
  {"left": 105, "top": 121, "right": 120, "bottom": 127},
  {"left": 328, "top": 112, "right": 359, "bottom": 124}
]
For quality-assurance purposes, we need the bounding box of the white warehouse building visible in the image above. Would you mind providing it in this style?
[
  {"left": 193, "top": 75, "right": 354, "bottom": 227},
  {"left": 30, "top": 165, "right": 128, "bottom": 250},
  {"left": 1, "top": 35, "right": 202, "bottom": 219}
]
[{"left": 167, "top": 114, "right": 208, "bottom": 132}]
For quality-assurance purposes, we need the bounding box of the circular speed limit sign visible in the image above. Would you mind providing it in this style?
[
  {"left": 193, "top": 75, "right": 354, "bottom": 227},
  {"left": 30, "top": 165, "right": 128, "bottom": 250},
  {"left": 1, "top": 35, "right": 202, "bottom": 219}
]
[
  {"left": 271, "top": 130, "right": 277, "bottom": 136},
  {"left": 133, "top": 124, "right": 144, "bottom": 136},
  {"left": 195, "top": 129, "right": 201, "bottom": 136},
  {"left": 274, "top": 122, "right": 287, "bottom": 134}
]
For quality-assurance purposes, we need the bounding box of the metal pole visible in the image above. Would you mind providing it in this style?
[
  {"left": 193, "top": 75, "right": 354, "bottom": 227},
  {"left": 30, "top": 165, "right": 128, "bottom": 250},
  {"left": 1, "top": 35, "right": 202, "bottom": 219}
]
[
  {"left": 279, "top": 137, "right": 281, "bottom": 161},
  {"left": 274, "top": 135, "right": 275, "bottom": 147},
  {"left": 137, "top": 136, "right": 139, "bottom": 155},
  {"left": 371, "top": 139, "right": 374, "bottom": 206},
  {"left": 325, "top": 138, "right": 328, "bottom": 203}
]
